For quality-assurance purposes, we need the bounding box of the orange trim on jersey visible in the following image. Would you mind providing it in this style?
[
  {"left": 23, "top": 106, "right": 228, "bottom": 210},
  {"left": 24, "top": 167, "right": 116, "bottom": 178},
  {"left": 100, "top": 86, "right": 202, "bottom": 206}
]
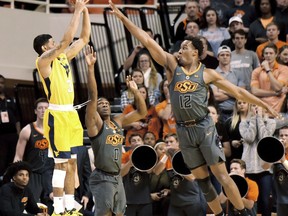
[
  {"left": 181, "top": 62, "right": 202, "bottom": 76},
  {"left": 32, "top": 122, "right": 44, "bottom": 135}
]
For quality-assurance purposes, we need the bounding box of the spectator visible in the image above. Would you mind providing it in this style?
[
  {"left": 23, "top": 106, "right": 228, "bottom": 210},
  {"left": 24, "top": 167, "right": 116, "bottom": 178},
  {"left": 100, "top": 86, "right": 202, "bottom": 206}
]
[
  {"left": 256, "top": 22, "right": 288, "bottom": 61},
  {"left": 239, "top": 105, "right": 276, "bottom": 216},
  {"left": 274, "top": 0, "right": 288, "bottom": 41},
  {"left": 174, "top": 0, "right": 201, "bottom": 43},
  {"left": 143, "top": 131, "right": 157, "bottom": 147},
  {"left": 121, "top": 69, "right": 155, "bottom": 111},
  {"left": 198, "top": 36, "right": 219, "bottom": 69},
  {"left": 159, "top": 134, "right": 206, "bottom": 216},
  {"left": 199, "top": 7, "right": 231, "bottom": 56},
  {"left": 211, "top": 45, "right": 245, "bottom": 123},
  {"left": 0, "top": 74, "right": 21, "bottom": 178},
  {"left": 121, "top": 134, "right": 153, "bottom": 216},
  {"left": 277, "top": 45, "right": 288, "bottom": 66},
  {"left": 220, "top": 159, "right": 259, "bottom": 216},
  {"left": 198, "top": 0, "right": 211, "bottom": 16},
  {"left": 123, "top": 84, "right": 161, "bottom": 146},
  {"left": 248, "top": 0, "right": 286, "bottom": 51},
  {"left": 225, "top": 100, "right": 251, "bottom": 169},
  {"left": 171, "top": 21, "right": 200, "bottom": 54},
  {"left": 136, "top": 53, "right": 163, "bottom": 104},
  {"left": 221, "top": 16, "right": 253, "bottom": 51},
  {"left": 0, "top": 161, "right": 49, "bottom": 216},
  {"left": 231, "top": 29, "right": 260, "bottom": 91},
  {"left": 123, "top": 28, "right": 164, "bottom": 75},
  {"left": 155, "top": 78, "right": 176, "bottom": 139},
  {"left": 251, "top": 43, "right": 288, "bottom": 113},
  {"left": 223, "top": 0, "right": 256, "bottom": 28},
  {"left": 262, "top": 126, "right": 288, "bottom": 216},
  {"left": 150, "top": 141, "right": 170, "bottom": 216}
]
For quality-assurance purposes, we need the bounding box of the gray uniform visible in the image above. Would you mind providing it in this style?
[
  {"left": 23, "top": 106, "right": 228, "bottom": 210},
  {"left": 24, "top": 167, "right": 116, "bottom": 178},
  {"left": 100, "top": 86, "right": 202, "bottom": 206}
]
[
  {"left": 89, "top": 120, "right": 126, "bottom": 215},
  {"left": 169, "top": 64, "right": 225, "bottom": 169}
]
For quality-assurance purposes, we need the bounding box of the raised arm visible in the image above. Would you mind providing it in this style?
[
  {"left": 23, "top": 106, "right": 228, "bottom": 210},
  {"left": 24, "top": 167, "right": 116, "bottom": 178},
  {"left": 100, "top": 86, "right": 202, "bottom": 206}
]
[
  {"left": 109, "top": 1, "right": 176, "bottom": 74},
  {"left": 66, "top": 6, "right": 91, "bottom": 60},
  {"left": 84, "top": 46, "right": 102, "bottom": 137},
  {"left": 204, "top": 68, "right": 279, "bottom": 118},
  {"left": 37, "top": 0, "right": 89, "bottom": 77},
  {"left": 123, "top": 45, "right": 143, "bottom": 71},
  {"left": 13, "top": 124, "right": 31, "bottom": 162},
  {"left": 120, "top": 77, "right": 148, "bottom": 127}
]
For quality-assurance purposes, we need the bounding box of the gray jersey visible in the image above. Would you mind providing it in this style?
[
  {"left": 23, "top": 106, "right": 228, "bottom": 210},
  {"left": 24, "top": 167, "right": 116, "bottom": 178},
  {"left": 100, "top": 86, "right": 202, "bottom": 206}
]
[
  {"left": 169, "top": 63, "right": 209, "bottom": 121},
  {"left": 231, "top": 50, "right": 260, "bottom": 91},
  {"left": 90, "top": 119, "right": 124, "bottom": 173}
]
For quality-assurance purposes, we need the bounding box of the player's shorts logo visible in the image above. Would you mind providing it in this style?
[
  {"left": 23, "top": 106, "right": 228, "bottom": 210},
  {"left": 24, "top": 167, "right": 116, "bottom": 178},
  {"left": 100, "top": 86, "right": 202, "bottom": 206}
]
[{"left": 174, "top": 80, "right": 198, "bottom": 93}]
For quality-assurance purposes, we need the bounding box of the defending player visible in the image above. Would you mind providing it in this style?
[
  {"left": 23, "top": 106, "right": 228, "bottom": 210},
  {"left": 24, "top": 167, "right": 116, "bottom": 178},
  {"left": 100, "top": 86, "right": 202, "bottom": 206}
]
[{"left": 109, "top": 1, "right": 278, "bottom": 215}]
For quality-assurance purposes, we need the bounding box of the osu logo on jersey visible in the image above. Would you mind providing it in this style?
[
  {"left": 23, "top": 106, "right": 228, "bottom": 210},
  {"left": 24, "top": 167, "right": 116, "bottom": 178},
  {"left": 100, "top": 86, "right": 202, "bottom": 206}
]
[
  {"left": 106, "top": 134, "right": 124, "bottom": 146},
  {"left": 174, "top": 80, "right": 198, "bottom": 93},
  {"left": 21, "top": 197, "right": 28, "bottom": 206},
  {"left": 35, "top": 139, "right": 49, "bottom": 150}
]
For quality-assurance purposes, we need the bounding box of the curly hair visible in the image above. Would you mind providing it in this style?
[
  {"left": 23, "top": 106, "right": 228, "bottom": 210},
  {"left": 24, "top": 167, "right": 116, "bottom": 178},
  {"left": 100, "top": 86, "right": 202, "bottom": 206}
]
[{"left": 3, "top": 161, "right": 32, "bottom": 184}]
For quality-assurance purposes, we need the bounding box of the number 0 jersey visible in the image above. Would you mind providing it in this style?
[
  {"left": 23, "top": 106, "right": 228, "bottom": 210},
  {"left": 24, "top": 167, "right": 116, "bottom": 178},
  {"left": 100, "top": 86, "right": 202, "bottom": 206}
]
[{"left": 90, "top": 120, "right": 124, "bottom": 174}]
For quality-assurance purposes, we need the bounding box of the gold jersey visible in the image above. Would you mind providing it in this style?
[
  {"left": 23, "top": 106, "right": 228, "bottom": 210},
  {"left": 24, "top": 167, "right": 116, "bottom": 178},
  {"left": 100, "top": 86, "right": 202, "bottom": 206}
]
[{"left": 36, "top": 53, "right": 74, "bottom": 105}]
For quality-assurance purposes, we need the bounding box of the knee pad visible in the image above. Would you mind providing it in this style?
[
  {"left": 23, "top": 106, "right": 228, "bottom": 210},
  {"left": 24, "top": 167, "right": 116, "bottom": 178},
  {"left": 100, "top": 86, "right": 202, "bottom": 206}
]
[
  {"left": 52, "top": 169, "right": 66, "bottom": 188},
  {"left": 196, "top": 176, "right": 217, "bottom": 202}
]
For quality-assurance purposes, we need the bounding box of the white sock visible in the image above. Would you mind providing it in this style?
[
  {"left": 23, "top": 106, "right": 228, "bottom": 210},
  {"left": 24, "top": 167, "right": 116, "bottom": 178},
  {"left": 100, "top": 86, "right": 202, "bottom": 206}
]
[
  {"left": 64, "top": 194, "right": 75, "bottom": 211},
  {"left": 53, "top": 197, "right": 64, "bottom": 214}
]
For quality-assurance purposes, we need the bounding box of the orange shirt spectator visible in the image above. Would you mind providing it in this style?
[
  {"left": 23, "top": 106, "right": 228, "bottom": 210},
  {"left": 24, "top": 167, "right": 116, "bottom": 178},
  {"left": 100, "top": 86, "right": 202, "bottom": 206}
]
[
  {"left": 256, "top": 40, "right": 288, "bottom": 62},
  {"left": 123, "top": 104, "right": 161, "bottom": 146},
  {"left": 246, "top": 177, "right": 259, "bottom": 202},
  {"left": 251, "top": 61, "right": 288, "bottom": 112},
  {"left": 155, "top": 100, "right": 176, "bottom": 138}
]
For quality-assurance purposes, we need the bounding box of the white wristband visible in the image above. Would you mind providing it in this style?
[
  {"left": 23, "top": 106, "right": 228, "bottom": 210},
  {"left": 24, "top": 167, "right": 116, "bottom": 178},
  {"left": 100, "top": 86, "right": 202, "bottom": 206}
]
[{"left": 160, "top": 154, "right": 168, "bottom": 164}]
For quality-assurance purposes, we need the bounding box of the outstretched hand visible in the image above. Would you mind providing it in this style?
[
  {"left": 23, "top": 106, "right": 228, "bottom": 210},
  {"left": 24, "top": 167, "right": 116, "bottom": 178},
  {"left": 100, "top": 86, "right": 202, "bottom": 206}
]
[
  {"left": 71, "top": 0, "right": 89, "bottom": 12},
  {"left": 126, "top": 75, "right": 138, "bottom": 91},
  {"left": 84, "top": 45, "right": 97, "bottom": 66},
  {"left": 109, "top": 0, "right": 123, "bottom": 19},
  {"left": 266, "top": 105, "right": 280, "bottom": 119}
]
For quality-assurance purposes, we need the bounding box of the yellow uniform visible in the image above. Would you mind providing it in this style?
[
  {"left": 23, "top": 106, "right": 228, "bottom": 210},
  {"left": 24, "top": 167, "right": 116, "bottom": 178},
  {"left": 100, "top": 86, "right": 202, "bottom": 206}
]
[{"left": 36, "top": 53, "right": 83, "bottom": 158}]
